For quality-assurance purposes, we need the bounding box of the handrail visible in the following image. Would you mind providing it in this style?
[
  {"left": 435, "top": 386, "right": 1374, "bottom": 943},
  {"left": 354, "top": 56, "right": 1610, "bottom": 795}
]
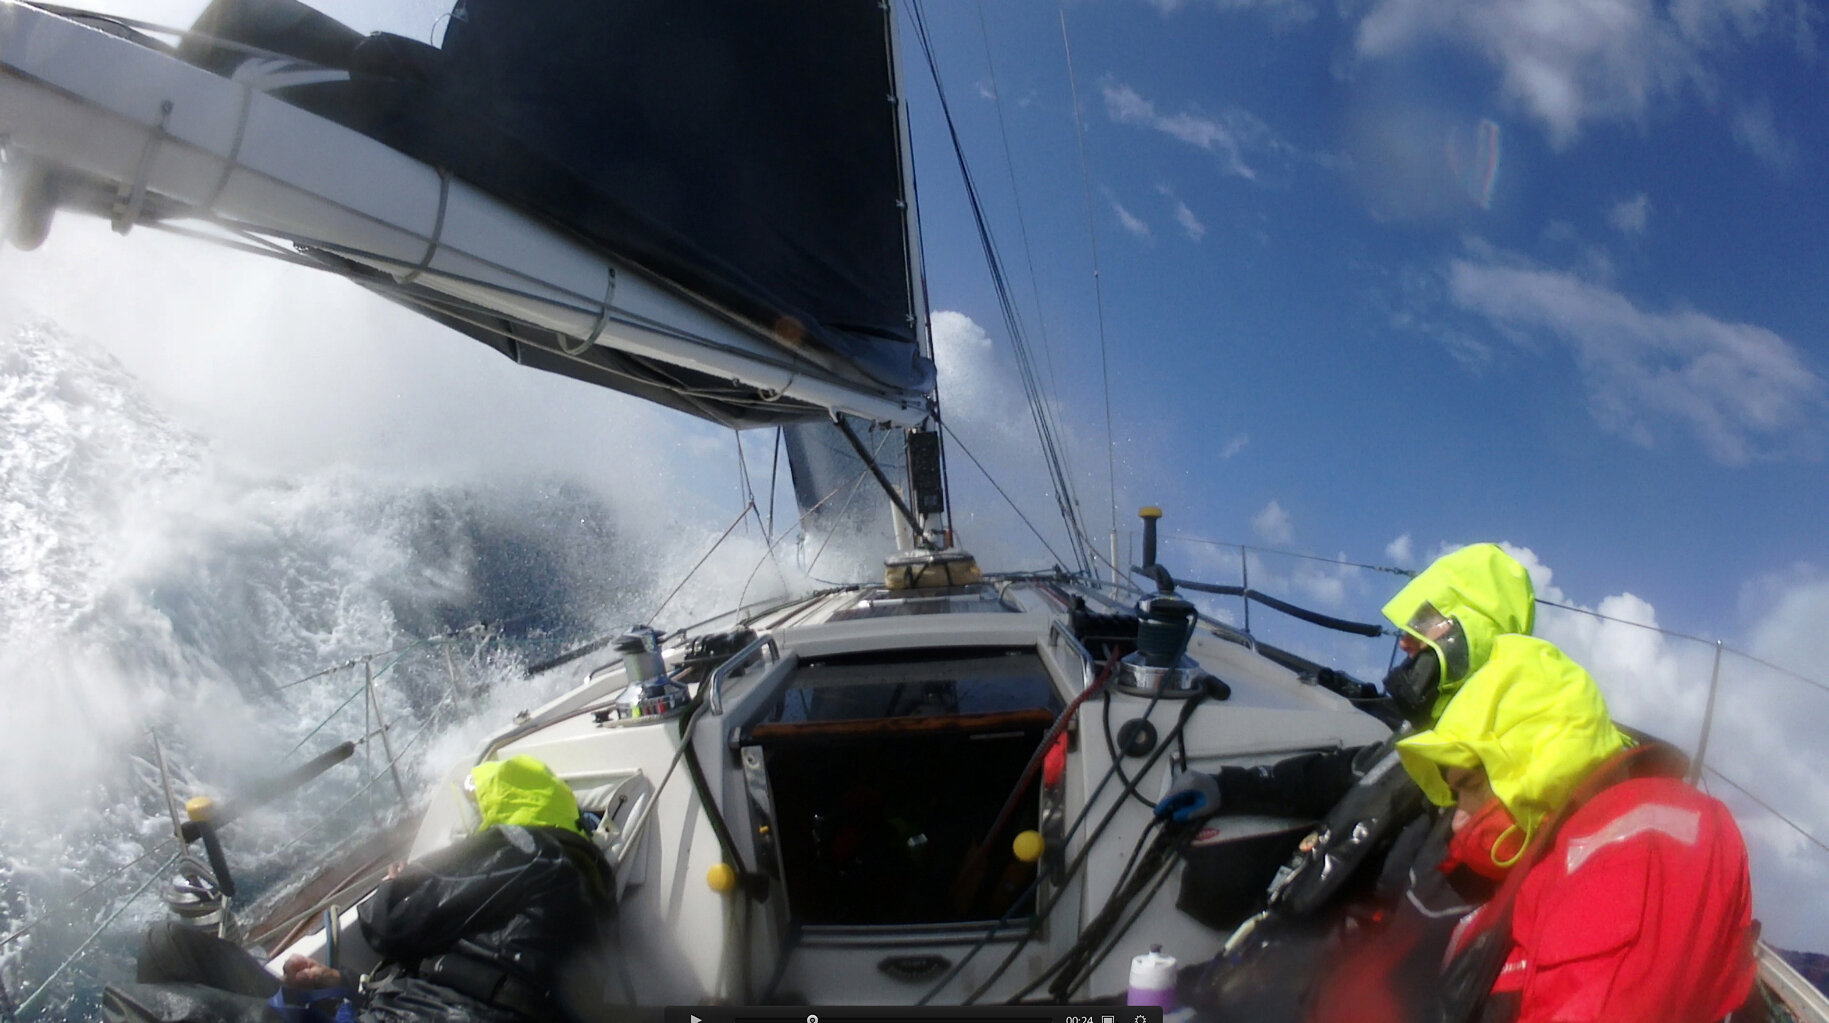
[
  {"left": 1756, "top": 942, "right": 1829, "bottom": 1021},
  {"left": 1047, "top": 619, "right": 1097, "bottom": 691},
  {"left": 707, "top": 633, "right": 779, "bottom": 714}
]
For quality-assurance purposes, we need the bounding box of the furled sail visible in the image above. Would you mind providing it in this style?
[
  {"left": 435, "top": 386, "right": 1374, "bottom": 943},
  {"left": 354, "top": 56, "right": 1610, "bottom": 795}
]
[{"left": 0, "top": 0, "right": 936, "bottom": 427}]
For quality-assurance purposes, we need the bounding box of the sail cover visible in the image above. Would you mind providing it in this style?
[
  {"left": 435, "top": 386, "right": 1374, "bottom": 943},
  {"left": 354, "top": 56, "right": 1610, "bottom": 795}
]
[{"left": 175, "top": 0, "right": 933, "bottom": 426}]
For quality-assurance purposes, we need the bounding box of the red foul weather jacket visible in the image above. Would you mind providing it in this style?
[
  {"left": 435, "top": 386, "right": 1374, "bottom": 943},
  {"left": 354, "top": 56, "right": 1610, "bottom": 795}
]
[{"left": 1457, "top": 757, "right": 1757, "bottom": 1022}]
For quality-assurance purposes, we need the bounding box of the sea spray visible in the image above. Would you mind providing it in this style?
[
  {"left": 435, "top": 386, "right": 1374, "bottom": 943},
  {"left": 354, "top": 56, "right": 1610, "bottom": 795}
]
[{"left": 0, "top": 322, "right": 719, "bottom": 1020}]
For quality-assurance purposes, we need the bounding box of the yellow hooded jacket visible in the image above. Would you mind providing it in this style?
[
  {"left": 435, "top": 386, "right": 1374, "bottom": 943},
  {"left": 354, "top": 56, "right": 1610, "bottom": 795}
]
[
  {"left": 1382, "top": 542, "right": 1536, "bottom": 722},
  {"left": 468, "top": 754, "right": 585, "bottom": 835},
  {"left": 1396, "top": 635, "right": 1629, "bottom": 853}
]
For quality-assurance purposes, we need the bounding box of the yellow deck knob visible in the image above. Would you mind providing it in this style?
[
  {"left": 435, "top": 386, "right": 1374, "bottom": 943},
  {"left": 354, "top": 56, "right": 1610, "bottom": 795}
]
[
  {"left": 184, "top": 796, "right": 216, "bottom": 823},
  {"left": 706, "top": 862, "right": 738, "bottom": 893},
  {"left": 1138, "top": 506, "right": 1163, "bottom": 519},
  {"left": 1012, "top": 829, "right": 1044, "bottom": 863}
]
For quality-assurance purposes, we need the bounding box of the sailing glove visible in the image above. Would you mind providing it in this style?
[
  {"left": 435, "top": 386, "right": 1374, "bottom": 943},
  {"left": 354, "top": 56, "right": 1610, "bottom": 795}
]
[{"left": 1155, "top": 771, "right": 1221, "bottom": 822}]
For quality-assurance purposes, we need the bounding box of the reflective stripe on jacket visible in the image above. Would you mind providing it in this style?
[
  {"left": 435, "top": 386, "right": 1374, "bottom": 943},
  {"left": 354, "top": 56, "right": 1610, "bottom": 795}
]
[{"left": 1479, "top": 774, "right": 1755, "bottom": 1023}]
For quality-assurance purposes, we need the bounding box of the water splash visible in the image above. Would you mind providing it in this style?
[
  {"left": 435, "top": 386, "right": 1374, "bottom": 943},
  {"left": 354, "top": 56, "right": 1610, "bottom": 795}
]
[{"left": 0, "top": 322, "right": 664, "bottom": 1020}]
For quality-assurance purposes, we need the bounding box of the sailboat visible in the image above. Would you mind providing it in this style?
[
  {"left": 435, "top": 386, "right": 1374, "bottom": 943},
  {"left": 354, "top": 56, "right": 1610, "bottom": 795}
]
[{"left": 2, "top": 0, "right": 1824, "bottom": 1018}]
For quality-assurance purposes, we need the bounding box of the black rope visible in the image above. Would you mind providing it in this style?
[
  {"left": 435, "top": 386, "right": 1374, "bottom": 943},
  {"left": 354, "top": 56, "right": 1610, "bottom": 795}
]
[
  {"left": 1005, "top": 699, "right": 1207, "bottom": 1003},
  {"left": 1047, "top": 822, "right": 1190, "bottom": 1001},
  {"left": 1161, "top": 575, "right": 1388, "bottom": 637},
  {"left": 962, "top": 688, "right": 1210, "bottom": 1003},
  {"left": 1101, "top": 682, "right": 1169, "bottom": 810}
]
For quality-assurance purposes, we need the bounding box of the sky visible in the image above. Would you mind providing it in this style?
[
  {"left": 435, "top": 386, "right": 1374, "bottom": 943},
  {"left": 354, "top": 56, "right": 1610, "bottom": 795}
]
[{"left": 3, "top": 0, "right": 1827, "bottom": 951}]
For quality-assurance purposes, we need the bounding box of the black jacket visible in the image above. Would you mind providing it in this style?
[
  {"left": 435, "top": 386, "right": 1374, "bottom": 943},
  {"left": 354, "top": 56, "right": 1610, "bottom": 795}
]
[
  {"left": 358, "top": 824, "right": 614, "bottom": 1022},
  {"left": 1210, "top": 739, "right": 1430, "bottom": 917}
]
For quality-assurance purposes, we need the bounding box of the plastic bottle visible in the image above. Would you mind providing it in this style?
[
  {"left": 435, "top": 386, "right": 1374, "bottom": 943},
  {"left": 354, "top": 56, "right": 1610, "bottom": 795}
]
[{"left": 1127, "top": 944, "right": 1177, "bottom": 1010}]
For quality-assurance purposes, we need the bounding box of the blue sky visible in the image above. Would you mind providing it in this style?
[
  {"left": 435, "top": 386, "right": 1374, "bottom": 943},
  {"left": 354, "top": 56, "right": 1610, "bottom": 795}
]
[
  {"left": 904, "top": 1, "right": 1826, "bottom": 631},
  {"left": 3, "top": 0, "right": 1827, "bottom": 951}
]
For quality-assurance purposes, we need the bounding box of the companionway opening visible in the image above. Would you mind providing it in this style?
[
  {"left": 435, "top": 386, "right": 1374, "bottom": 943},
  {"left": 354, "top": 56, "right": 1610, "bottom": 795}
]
[{"left": 739, "top": 647, "right": 1061, "bottom": 927}]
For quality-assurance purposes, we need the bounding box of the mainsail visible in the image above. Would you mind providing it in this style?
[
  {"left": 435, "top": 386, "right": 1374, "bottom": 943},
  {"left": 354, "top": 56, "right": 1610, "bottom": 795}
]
[{"left": 0, "top": 0, "right": 936, "bottom": 428}]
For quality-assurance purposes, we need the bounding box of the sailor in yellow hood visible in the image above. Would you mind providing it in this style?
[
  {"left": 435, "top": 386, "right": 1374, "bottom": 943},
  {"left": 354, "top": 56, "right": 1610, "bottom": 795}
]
[
  {"left": 1397, "top": 634, "right": 1630, "bottom": 860},
  {"left": 1158, "top": 543, "right": 1540, "bottom": 831},
  {"left": 1380, "top": 542, "right": 1536, "bottom": 726},
  {"left": 467, "top": 754, "right": 588, "bottom": 835}
]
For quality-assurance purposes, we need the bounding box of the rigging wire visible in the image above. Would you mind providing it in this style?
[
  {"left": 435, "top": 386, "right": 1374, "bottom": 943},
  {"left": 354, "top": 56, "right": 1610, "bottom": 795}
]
[
  {"left": 909, "top": 0, "right": 1092, "bottom": 577},
  {"left": 1149, "top": 535, "right": 1829, "bottom": 695},
  {"left": 767, "top": 426, "right": 782, "bottom": 538},
  {"left": 734, "top": 430, "right": 771, "bottom": 544},
  {"left": 737, "top": 467, "right": 876, "bottom": 608},
  {"left": 0, "top": 837, "right": 177, "bottom": 951},
  {"left": 12, "top": 850, "right": 183, "bottom": 1019},
  {"left": 938, "top": 421, "right": 1073, "bottom": 570},
  {"left": 1704, "top": 766, "right": 1829, "bottom": 858},
  {"left": 1164, "top": 533, "right": 1417, "bottom": 577},
  {"left": 1057, "top": 2, "right": 1121, "bottom": 582},
  {"left": 647, "top": 501, "right": 756, "bottom": 626},
  {"left": 271, "top": 719, "right": 435, "bottom": 859},
  {"left": 972, "top": 2, "right": 1073, "bottom": 472},
  {"left": 283, "top": 680, "right": 373, "bottom": 761},
  {"left": 803, "top": 427, "right": 898, "bottom": 577},
  {"left": 274, "top": 625, "right": 489, "bottom": 692},
  {"left": 1538, "top": 599, "right": 1829, "bottom": 697}
]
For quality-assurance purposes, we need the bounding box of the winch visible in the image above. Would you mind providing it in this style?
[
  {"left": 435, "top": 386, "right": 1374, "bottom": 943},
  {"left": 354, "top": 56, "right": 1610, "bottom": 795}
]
[{"left": 607, "top": 627, "right": 689, "bottom": 720}]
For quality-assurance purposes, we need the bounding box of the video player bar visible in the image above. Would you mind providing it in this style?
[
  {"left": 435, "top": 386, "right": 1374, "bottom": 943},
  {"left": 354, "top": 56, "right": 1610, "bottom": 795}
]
[{"left": 665, "top": 1007, "right": 1163, "bottom": 1023}]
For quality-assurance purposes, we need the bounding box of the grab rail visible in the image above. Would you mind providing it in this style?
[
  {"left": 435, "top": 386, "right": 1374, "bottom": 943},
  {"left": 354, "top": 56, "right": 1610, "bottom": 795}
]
[{"left": 707, "top": 633, "right": 779, "bottom": 714}]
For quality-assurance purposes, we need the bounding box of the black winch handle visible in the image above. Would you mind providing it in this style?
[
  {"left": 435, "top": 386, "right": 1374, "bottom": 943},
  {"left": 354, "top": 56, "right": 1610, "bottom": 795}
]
[
  {"left": 184, "top": 800, "right": 237, "bottom": 899},
  {"left": 180, "top": 741, "right": 355, "bottom": 843}
]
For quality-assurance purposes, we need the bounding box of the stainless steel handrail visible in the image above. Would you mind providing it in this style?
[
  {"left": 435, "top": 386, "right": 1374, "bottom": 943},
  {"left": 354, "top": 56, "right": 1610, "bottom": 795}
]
[
  {"left": 1048, "top": 619, "right": 1098, "bottom": 691},
  {"left": 707, "top": 633, "right": 779, "bottom": 714}
]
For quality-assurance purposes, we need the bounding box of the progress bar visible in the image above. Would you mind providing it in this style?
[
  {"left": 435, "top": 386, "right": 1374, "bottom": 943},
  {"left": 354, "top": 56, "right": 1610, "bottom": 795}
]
[{"left": 666, "top": 1007, "right": 1162, "bottom": 1023}]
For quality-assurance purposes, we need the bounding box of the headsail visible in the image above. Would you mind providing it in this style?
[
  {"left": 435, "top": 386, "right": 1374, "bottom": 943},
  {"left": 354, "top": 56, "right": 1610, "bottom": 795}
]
[{"left": 0, "top": 0, "right": 935, "bottom": 428}]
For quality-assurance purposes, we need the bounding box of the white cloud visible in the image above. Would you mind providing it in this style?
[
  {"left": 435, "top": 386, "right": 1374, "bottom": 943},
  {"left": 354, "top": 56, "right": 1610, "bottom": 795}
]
[
  {"left": 1145, "top": 0, "right": 1320, "bottom": 27},
  {"left": 1163, "top": 189, "right": 1209, "bottom": 242},
  {"left": 1354, "top": 0, "right": 1694, "bottom": 147},
  {"left": 1219, "top": 433, "right": 1249, "bottom": 459},
  {"left": 1534, "top": 560, "right": 1829, "bottom": 952},
  {"left": 929, "top": 310, "right": 1095, "bottom": 569},
  {"left": 1447, "top": 258, "right": 1827, "bottom": 464},
  {"left": 1493, "top": 541, "right": 1568, "bottom": 604},
  {"left": 1110, "top": 196, "right": 1152, "bottom": 239},
  {"left": 1351, "top": 0, "right": 1805, "bottom": 148},
  {"left": 1732, "top": 101, "right": 1800, "bottom": 173},
  {"left": 1102, "top": 82, "right": 1261, "bottom": 180},
  {"left": 1385, "top": 532, "right": 1415, "bottom": 566},
  {"left": 1252, "top": 499, "right": 1294, "bottom": 544},
  {"left": 1607, "top": 192, "right": 1651, "bottom": 235}
]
